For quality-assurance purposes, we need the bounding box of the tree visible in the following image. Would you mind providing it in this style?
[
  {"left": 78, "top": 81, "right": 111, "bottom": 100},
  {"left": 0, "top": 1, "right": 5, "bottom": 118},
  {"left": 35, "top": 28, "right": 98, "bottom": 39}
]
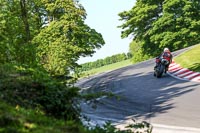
[
  {"left": 33, "top": 0, "right": 104, "bottom": 76},
  {"left": 0, "top": 0, "right": 105, "bottom": 76},
  {"left": 0, "top": 0, "right": 44, "bottom": 64},
  {"left": 119, "top": 0, "right": 200, "bottom": 62},
  {"left": 149, "top": 0, "right": 200, "bottom": 51},
  {"left": 129, "top": 40, "right": 149, "bottom": 62},
  {"left": 0, "top": 0, "right": 25, "bottom": 63}
]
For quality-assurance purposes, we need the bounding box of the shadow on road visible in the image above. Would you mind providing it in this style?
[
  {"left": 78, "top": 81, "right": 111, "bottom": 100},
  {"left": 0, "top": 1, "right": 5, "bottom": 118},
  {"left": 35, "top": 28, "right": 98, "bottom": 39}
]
[{"left": 78, "top": 59, "right": 200, "bottom": 127}]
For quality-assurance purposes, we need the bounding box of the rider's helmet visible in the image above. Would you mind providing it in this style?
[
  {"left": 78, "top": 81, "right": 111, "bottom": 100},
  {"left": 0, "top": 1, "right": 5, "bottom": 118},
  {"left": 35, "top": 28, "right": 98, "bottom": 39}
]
[{"left": 164, "top": 48, "right": 170, "bottom": 52}]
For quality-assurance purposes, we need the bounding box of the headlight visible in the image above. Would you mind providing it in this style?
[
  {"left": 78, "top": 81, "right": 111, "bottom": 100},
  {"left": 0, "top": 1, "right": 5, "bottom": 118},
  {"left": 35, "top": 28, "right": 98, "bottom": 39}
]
[{"left": 161, "top": 59, "right": 169, "bottom": 65}]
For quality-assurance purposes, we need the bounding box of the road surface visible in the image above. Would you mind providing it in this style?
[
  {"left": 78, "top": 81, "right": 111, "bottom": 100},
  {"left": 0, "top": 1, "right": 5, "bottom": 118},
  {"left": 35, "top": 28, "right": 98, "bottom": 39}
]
[{"left": 76, "top": 47, "right": 200, "bottom": 132}]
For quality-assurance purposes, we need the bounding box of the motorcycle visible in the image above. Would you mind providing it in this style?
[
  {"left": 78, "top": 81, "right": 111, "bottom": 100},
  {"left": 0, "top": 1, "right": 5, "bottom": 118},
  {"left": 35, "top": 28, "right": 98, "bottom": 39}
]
[{"left": 154, "top": 57, "right": 169, "bottom": 78}]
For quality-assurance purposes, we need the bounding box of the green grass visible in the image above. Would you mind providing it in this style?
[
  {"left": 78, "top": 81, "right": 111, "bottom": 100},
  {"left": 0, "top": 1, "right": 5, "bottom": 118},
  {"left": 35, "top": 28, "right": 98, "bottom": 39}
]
[
  {"left": 80, "top": 59, "right": 132, "bottom": 78},
  {"left": 0, "top": 100, "right": 88, "bottom": 133},
  {"left": 0, "top": 64, "right": 87, "bottom": 133},
  {"left": 0, "top": 100, "right": 151, "bottom": 133},
  {"left": 174, "top": 44, "right": 200, "bottom": 72}
]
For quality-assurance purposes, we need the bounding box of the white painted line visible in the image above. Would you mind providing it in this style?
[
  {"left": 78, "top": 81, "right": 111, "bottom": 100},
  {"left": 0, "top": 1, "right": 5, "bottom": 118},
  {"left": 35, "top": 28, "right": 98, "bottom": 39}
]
[
  {"left": 169, "top": 63, "right": 178, "bottom": 67},
  {"left": 168, "top": 64, "right": 180, "bottom": 70},
  {"left": 191, "top": 76, "right": 200, "bottom": 82},
  {"left": 169, "top": 67, "right": 182, "bottom": 73},
  {"left": 176, "top": 71, "right": 193, "bottom": 77},
  {"left": 153, "top": 123, "right": 200, "bottom": 133},
  {"left": 168, "top": 72, "right": 200, "bottom": 83},
  {"left": 167, "top": 72, "right": 190, "bottom": 81},
  {"left": 183, "top": 72, "right": 200, "bottom": 79},
  {"left": 173, "top": 68, "right": 189, "bottom": 75},
  {"left": 169, "top": 63, "right": 177, "bottom": 68}
]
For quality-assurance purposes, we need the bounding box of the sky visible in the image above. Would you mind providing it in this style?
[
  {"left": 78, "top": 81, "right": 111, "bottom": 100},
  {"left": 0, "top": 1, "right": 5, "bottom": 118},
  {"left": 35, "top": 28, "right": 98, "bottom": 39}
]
[{"left": 78, "top": 0, "right": 136, "bottom": 64}]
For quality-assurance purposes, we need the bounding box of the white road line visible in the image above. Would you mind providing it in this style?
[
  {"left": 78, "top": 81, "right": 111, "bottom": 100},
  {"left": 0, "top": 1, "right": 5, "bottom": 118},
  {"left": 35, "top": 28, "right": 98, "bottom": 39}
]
[
  {"left": 169, "top": 63, "right": 177, "bottom": 68},
  {"left": 167, "top": 72, "right": 190, "bottom": 81},
  {"left": 183, "top": 72, "right": 200, "bottom": 79},
  {"left": 168, "top": 64, "right": 180, "bottom": 70},
  {"left": 153, "top": 123, "right": 200, "bottom": 133},
  {"left": 191, "top": 76, "right": 200, "bottom": 82},
  {"left": 169, "top": 67, "right": 182, "bottom": 73},
  {"left": 176, "top": 71, "right": 193, "bottom": 77},
  {"left": 173, "top": 68, "right": 189, "bottom": 75}
]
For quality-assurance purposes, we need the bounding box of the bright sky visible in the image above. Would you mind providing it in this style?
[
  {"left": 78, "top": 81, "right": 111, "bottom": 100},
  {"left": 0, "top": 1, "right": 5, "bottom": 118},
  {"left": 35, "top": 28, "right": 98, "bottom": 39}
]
[{"left": 78, "top": 0, "right": 136, "bottom": 64}]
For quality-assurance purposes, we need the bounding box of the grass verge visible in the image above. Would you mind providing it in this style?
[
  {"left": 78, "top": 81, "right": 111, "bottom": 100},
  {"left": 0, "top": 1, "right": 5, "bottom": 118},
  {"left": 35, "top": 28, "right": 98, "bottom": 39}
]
[
  {"left": 0, "top": 100, "right": 87, "bottom": 133},
  {"left": 174, "top": 44, "right": 200, "bottom": 72},
  {"left": 80, "top": 59, "right": 132, "bottom": 78}
]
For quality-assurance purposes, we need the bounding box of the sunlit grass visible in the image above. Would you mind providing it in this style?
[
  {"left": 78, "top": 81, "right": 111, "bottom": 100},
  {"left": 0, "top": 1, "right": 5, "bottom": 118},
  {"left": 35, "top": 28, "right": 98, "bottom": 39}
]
[
  {"left": 80, "top": 59, "right": 132, "bottom": 78},
  {"left": 174, "top": 44, "right": 200, "bottom": 72}
]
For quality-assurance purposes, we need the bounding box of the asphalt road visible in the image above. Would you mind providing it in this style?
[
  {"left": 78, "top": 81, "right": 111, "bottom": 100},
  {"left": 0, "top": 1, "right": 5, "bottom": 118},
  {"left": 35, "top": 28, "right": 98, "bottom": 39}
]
[{"left": 76, "top": 46, "right": 200, "bottom": 132}]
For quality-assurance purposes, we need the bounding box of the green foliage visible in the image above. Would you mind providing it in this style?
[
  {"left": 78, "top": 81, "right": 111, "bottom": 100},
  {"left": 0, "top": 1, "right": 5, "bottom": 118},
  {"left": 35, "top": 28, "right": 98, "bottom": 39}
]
[
  {"left": 0, "top": 100, "right": 92, "bottom": 133},
  {"left": 129, "top": 41, "right": 150, "bottom": 63},
  {"left": 88, "top": 121, "right": 152, "bottom": 133},
  {"left": 149, "top": 0, "right": 200, "bottom": 50},
  {"left": 0, "top": 100, "right": 152, "bottom": 133},
  {"left": 0, "top": 64, "right": 80, "bottom": 120},
  {"left": 0, "top": 63, "right": 153, "bottom": 132},
  {"left": 1, "top": 0, "right": 104, "bottom": 76},
  {"left": 33, "top": 0, "right": 105, "bottom": 76},
  {"left": 90, "top": 122, "right": 129, "bottom": 133},
  {"left": 119, "top": 0, "right": 200, "bottom": 62},
  {"left": 0, "top": 0, "right": 42, "bottom": 64},
  {"left": 0, "top": 0, "right": 105, "bottom": 129},
  {"left": 126, "top": 121, "right": 152, "bottom": 133},
  {"left": 0, "top": 0, "right": 156, "bottom": 132}
]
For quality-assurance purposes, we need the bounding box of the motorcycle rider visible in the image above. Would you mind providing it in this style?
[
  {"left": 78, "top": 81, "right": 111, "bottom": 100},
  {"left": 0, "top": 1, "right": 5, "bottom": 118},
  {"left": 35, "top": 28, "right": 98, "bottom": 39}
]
[{"left": 154, "top": 48, "right": 173, "bottom": 73}]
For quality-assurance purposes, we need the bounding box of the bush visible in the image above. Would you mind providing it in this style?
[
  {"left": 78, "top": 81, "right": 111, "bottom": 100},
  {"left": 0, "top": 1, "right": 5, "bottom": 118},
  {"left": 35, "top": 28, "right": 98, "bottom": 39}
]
[{"left": 0, "top": 64, "right": 80, "bottom": 120}]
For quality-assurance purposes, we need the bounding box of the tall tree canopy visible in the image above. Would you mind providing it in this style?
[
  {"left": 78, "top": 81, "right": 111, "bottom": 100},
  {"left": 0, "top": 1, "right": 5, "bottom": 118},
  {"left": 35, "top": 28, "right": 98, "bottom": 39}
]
[
  {"left": 0, "top": 0, "right": 105, "bottom": 76},
  {"left": 119, "top": 0, "right": 200, "bottom": 62}
]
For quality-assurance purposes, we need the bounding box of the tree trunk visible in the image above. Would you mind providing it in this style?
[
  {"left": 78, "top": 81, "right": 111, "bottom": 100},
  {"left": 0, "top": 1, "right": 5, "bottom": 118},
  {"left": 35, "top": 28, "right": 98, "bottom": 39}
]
[{"left": 20, "top": 0, "right": 30, "bottom": 42}]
